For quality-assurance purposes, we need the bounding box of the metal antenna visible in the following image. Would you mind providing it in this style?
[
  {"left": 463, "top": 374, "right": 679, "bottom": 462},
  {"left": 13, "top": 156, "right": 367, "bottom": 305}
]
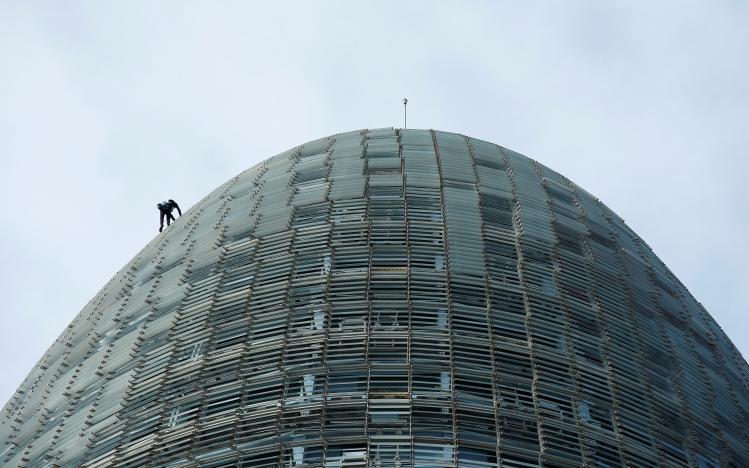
[{"left": 402, "top": 98, "right": 408, "bottom": 129}]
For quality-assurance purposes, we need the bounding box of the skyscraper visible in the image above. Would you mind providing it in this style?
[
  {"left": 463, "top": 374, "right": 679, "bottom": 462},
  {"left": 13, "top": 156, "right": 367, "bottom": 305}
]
[{"left": 2, "top": 129, "right": 747, "bottom": 467}]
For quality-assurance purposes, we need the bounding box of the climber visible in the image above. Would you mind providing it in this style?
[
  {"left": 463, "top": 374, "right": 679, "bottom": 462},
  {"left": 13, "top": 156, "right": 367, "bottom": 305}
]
[{"left": 157, "top": 199, "right": 182, "bottom": 232}]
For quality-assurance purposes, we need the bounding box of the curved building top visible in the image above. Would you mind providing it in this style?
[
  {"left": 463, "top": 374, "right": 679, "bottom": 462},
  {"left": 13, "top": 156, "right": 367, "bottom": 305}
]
[{"left": 1, "top": 128, "right": 747, "bottom": 467}]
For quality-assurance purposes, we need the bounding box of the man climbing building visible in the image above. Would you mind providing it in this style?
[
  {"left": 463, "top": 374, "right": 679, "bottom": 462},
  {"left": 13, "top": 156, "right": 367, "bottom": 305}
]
[{"left": 157, "top": 199, "right": 182, "bottom": 232}]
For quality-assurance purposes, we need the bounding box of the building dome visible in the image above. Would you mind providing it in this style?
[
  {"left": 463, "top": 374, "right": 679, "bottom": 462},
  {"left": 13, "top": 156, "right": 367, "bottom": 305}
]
[{"left": 2, "top": 128, "right": 748, "bottom": 467}]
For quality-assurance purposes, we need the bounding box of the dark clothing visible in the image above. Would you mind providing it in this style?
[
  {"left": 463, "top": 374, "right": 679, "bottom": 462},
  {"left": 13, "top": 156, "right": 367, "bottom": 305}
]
[
  {"left": 158, "top": 200, "right": 182, "bottom": 232},
  {"left": 159, "top": 210, "right": 176, "bottom": 230}
]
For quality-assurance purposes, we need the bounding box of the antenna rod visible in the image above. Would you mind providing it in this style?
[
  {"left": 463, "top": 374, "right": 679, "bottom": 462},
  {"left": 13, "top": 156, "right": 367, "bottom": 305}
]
[{"left": 402, "top": 98, "right": 408, "bottom": 129}]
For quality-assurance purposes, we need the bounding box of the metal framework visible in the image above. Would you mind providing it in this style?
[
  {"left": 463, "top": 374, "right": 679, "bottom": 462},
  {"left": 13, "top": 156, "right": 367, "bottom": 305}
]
[{"left": 2, "top": 129, "right": 748, "bottom": 467}]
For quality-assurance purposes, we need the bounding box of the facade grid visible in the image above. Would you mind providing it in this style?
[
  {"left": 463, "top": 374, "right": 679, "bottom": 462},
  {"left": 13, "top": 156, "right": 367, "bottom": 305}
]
[{"left": 1, "top": 128, "right": 748, "bottom": 467}]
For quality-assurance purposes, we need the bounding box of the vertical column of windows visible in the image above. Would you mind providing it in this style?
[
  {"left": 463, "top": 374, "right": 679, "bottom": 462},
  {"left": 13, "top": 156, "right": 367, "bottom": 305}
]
[
  {"left": 596, "top": 200, "right": 688, "bottom": 466},
  {"left": 326, "top": 132, "right": 369, "bottom": 458},
  {"left": 436, "top": 132, "right": 497, "bottom": 466},
  {"left": 519, "top": 159, "right": 587, "bottom": 467},
  {"left": 193, "top": 170, "right": 269, "bottom": 460},
  {"left": 500, "top": 147, "right": 561, "bottom": 467},
  {"left": 429, "top": 129, "right": 462, "bottom": 467},
  {"left": 569, "top": 184, "right": 662, "bottom": 466},
  {"left": 399, "top": 130, "right": 416, "bottom": 467},
  {"left": 630, "top": 232, "right": 714, "bottom": 466},
  {"left": 401, "top": 129, "right": 453, "bottom": 466},
  {"left": 277, "top": 138, "right": 335, "bottom": 466},
  {"left": 319, "top": 131, "right": 370, "bottom": 466},
  {"left": 610, "top": 219, "right": 695, "bottom": 466},
  {"left": 235, "top": 275, "right": 289, "bottom": 459},
  {"left": 539, "top": 169, "right": 625, "bottom": 466},
  {"left": 638, "top": 242, "right": 746, "bottom": 466},
  {"left": 188, "top": 168, "right": 271, "bottom": 466},
  {"left": 674, "top": 304, "right": 733, "bottom": 466},
  {"left": 188, "top": 240, "right": 255, "bottom": 466},
  {"left": 220, "top": 218, "right": 265, "bottom": 466},
  {"left": 364, "top": 129, "right": 411, "bottom": 466},
  {"left": 234, "top": 150, "right": 300, "bottom": 464},
  {"left": 460, "top": 135, "right": 503, "bottom": 465},
  {"left": 362, "top": 129, "right": 376, "bottom": 465},
  {"left": 471, "top": 139, "right": 540, "bottom": 467}
]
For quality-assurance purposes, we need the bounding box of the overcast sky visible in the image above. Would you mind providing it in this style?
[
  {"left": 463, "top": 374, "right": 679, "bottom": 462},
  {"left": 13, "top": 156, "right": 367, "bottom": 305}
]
[{"left": 1, "top": 1, "right": 747, "bottom": 406}]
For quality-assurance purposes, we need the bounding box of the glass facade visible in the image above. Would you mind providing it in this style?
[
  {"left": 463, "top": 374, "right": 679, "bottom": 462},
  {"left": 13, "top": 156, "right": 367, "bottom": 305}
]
[{"left": 1, "top": 128, "right": 748, "bottom": 467}]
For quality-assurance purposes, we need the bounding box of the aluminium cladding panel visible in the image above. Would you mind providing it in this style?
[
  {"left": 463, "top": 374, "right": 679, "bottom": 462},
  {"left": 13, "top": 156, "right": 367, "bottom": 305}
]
[{"left": 1, "top": 128, "right": 748, "bottom": 467}]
